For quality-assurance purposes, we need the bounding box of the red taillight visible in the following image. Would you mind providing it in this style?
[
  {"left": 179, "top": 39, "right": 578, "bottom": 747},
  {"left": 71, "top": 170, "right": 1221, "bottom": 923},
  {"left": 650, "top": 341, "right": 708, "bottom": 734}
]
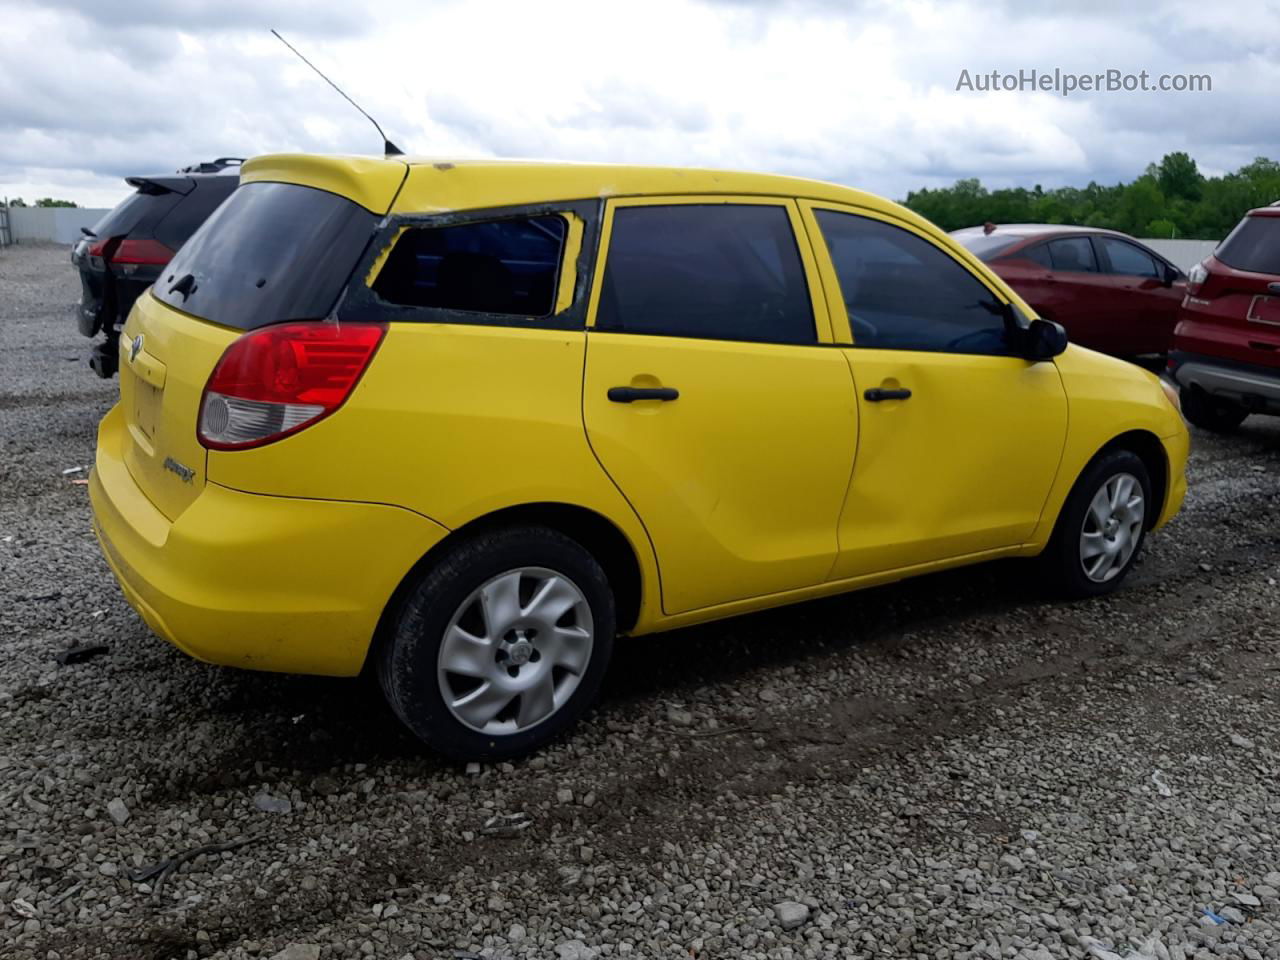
[
  {"left": 111, "top": 237, "right": 174, "bottom": 266},
  {"left": 198, "top": 322, "right": 387, "bottom": 450}
]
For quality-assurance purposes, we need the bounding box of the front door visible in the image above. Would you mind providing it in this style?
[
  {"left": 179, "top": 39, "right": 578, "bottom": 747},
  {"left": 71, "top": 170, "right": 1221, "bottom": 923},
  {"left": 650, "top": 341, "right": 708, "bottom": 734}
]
[
  {"left": 800, "top": 202, "right": 1069, "bottom": 580},
  {"left": 581, "top": 198, "right": 858, "bottom": 615}
]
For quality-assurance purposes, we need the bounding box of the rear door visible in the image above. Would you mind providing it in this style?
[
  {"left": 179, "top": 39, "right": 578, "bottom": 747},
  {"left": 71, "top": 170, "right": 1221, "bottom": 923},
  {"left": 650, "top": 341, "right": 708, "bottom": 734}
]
[
  {"left": 118, "top": 180, "right": 378, "bottom": 521},
  {"left": 581, "top": 198, "right": 857, "bottom": 615},
  {"left": 1040, "top": 235, "right": 1112, "bottom": 350}
]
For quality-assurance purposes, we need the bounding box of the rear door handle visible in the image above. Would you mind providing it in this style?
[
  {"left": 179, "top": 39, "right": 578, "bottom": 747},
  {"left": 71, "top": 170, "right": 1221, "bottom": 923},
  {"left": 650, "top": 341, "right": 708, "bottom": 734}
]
[
  {"left": 864, "top": 387, "right": 911, "bottom": 402},
  {"left": 608, "top": 386, "right": 679, "bottom": 403}
]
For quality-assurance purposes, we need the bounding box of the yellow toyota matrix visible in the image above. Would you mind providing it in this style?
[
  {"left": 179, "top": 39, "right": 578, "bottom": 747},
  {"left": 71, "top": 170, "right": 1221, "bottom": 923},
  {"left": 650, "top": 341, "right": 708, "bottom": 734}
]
[{"left": 91, "top": 154, "right": 1189, "bottom": 759}]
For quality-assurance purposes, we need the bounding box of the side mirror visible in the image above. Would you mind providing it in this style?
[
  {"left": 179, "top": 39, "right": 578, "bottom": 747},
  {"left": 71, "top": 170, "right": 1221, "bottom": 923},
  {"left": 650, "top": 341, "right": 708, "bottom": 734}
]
[
  {"left": 1024, "top": 318, "right": 1068, "bottom": 361},
  {"left": 1161, "top": 264, "right": 1180, "bottom": 287}
]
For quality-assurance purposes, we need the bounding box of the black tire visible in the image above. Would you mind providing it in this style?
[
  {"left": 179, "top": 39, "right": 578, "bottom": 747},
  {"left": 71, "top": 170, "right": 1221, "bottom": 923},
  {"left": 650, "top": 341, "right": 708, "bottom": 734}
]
[
  {"left": 1038, "top": 448, "right": 1152, "bottom": 599},
  {"left": 376, "top": 525, "right": 615, "bottom": 761},
  {"left": 1180, "top": 387, "right": 1248, "bottom": 433}
]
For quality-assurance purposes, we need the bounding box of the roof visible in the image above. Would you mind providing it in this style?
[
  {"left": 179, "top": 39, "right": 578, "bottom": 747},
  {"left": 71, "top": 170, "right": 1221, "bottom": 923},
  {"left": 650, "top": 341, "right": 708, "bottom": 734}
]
[{"left": 240, "top": 153, "right": 930, "bottom": 231}]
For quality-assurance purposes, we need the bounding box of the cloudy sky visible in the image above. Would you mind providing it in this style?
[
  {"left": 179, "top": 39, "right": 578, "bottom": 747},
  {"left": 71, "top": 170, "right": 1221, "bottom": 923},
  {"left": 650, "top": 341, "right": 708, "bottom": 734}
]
[{"left": 2, "top": 0, "right": 1278, "bottom": 209}]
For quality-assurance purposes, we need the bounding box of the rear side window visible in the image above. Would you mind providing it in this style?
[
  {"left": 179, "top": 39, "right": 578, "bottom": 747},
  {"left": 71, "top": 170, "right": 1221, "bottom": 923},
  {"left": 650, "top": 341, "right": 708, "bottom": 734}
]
[
  {"left": 1098, "top": 237, "right": 1159, "bottom": 277},
  {"left": 154, "top": 182, "right": 377, "bottom": 330},
  {"left": 1217, "top": 216, "right": 1280, "bottom": 275},
  {"left": 373, "top": 216, "right": 566, "bottom": 316},
  {"left": 596, "top": 204, "right": 815, "bottom": 344},
  {"left": 814, "top": 210, "right": 1012, "bottom": 355},
  {"left": 1047, "top": 237, "right": 1098, "bottom": 272},
  {"left": 950, "top": 232, "right": 1022, "bottom": 261},
  {"left": 1002, "top": 243, "right": 1052, "bottom": 268}
]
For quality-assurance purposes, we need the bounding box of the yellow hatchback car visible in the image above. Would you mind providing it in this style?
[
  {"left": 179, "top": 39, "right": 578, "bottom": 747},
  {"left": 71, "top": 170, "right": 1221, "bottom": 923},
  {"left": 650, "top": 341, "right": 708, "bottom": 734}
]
[{"left": 91, "top": 154, "right": 1188, "bottom": 759}]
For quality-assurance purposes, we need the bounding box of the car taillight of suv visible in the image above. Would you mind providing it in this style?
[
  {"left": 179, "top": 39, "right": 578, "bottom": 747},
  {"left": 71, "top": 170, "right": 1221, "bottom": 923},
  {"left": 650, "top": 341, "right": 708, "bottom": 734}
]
[{"left": 1169, "top": 204, "right": 1280, "bottom": 432}]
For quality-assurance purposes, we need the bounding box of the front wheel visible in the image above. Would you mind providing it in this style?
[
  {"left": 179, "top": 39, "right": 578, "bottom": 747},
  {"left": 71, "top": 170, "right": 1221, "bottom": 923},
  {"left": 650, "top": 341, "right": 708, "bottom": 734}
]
[
  {"left": 1038, "top": 449, "right": 1152, "bottom": 599},
  {"left": 376, "top": 526, "right": 615, "bottom": 761},
  {"left": 1180, "top": 387, "right": 1248, "bottom": 433}
]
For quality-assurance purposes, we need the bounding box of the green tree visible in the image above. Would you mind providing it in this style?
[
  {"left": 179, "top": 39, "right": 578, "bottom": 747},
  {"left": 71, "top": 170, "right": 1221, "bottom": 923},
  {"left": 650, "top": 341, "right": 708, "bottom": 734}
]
[
  {"left": 900, "top": 154, "right": 1279, "bottom": 239},
  {"left": 34, "top": 198, "right": 77, "bottom": 208},
  {"left": 1156, "top": 152, "right": 1203, "bottom": 202},
  {"left": 6, "top": 197, "right": 27, "bottom": 207}
]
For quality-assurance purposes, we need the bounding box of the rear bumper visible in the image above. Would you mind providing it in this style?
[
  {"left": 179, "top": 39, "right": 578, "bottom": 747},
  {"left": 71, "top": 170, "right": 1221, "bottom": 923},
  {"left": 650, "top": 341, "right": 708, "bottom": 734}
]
[
  {"left": 1169, "top": 350, "right": 1280, "bottom": 413},
  {"left": 90, "top": 404, "right": 450, "bottom": 676}
]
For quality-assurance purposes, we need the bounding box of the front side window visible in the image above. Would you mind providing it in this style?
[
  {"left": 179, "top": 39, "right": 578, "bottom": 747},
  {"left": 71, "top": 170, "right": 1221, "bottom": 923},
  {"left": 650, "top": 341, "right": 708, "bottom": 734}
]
[
  {"left": 1098, "top": 237, "right": 1159, "bottom": 277},
  {"left": 373, "top": 215, "right": 567, "bottom": 316},
  {"left": 1047, "top": 236, "right": 1098, "bottom": 273},
  {"left": 814, "top": 210, "right": 1013, "bottom": 355},
  {"left": 595, "top": 204, "right": 815, "bottom": 344}
]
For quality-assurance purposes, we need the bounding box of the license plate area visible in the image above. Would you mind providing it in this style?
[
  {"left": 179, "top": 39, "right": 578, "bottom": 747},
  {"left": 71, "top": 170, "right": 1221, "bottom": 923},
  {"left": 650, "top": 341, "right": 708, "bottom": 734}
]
[
  {"left": 1248, "top": 295, "right": 1280, "bottom": 327},
  {"left": 133, "top": 379, "right": 162, "bottom": 442}
]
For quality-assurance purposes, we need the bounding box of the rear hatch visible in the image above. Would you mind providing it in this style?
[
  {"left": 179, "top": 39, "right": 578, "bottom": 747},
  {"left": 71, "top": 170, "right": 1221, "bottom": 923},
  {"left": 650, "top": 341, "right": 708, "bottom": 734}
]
[
  {"left": 1182, "top": 211, "right": 1280, "bottom": 366},
  {"left": 77, "top": 176, "right": 193, "bottom": 336},
  {"left": 118, "top": 177, "right": 381, "bottom": 521}
]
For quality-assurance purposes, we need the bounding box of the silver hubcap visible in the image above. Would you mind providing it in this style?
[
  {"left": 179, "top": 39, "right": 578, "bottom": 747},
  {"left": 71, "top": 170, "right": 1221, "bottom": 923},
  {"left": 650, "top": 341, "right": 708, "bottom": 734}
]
[
  {"left": 438, "top": 567, "right": 594, "bottom": 735},
  {"left": 1080, "top": 472, "right": 1145, "bottom": 583}
]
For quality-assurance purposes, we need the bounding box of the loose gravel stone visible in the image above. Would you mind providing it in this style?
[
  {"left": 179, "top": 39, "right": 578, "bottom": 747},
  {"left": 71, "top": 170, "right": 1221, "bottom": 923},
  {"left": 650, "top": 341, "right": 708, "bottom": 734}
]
[
  {"left": 269, "top": 947, "right": 320, "bottom": 960},
  {"left": 104, "top": 797, "right": 129, "bottom": 825},
  {"left": 773, "top": 900, "right": 811, "bottom": 929}
]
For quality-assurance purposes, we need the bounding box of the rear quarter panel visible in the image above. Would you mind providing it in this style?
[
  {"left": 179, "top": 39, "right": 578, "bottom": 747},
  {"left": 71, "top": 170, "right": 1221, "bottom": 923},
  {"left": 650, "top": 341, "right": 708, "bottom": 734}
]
[
  {"left": 1025, "top": 345, "right": 1187, "bottom": 547},
  {"left": 205, "top": 323, "right": 661, "bottom": 617}
]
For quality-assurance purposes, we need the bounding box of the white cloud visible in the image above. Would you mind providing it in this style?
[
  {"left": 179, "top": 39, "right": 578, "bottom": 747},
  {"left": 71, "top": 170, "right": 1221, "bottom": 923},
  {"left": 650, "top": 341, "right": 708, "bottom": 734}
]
[{"left": 0, "top": 0, "right": 1277, "bottom": 209}]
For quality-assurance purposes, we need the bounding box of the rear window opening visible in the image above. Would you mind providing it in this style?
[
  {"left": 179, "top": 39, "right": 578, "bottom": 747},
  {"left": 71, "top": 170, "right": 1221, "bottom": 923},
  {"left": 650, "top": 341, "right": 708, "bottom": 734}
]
[
  {"left": 372, "top": 215, "right": 568, "bottom": 317},
  {"left": 1216, "top": 216, "right": 1280, "bottom": 276},
  {"left": 153, "top": 181, "right": 377, "bottom": 330}
]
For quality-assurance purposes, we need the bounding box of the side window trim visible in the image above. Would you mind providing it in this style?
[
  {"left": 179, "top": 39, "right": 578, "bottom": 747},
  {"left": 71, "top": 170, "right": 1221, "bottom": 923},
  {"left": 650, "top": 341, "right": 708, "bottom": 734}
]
[
  {"left": 338, "top": 198, "right": 601, "bottom": 331},
  {"left": 587, "top": 195, "right": 835, "bottom": 345},
  {"left": 797, "top": 199, "right": 1013, "bottom": 347}
]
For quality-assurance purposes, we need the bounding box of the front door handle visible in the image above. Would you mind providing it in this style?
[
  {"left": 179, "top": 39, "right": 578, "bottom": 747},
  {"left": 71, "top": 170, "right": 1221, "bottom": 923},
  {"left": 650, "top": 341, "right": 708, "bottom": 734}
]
[
  {"left": 864, "top": 387, "right": 911, "bottom": 402},
  {"left": 608, "top": 386, "right": 679, "bottom": 403}
]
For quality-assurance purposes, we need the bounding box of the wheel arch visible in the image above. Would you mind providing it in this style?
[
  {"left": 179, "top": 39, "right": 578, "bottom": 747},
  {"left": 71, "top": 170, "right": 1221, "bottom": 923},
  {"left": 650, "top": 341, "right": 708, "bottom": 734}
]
[
  {"left": 1091, "top": 429, "right": 1169, "bottom": 530},
  {"left": 370, "top": 502, "right": 646, "bottom": 671}
]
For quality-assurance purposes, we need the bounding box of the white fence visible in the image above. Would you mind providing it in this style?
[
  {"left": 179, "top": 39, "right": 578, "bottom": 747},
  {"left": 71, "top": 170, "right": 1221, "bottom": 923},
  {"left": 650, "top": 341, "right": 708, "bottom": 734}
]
[
  {"left": 1138, "top": 238, "right": 1220, "bottom": 271},
  {"left": 1, "top": 207, "right": 112, "bottom": 245}
]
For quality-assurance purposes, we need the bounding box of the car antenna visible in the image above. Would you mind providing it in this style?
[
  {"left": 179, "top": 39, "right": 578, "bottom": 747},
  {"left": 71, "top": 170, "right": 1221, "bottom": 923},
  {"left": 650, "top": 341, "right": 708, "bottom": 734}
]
[{"left": 270, "top": 28, "right": 404, "bottom": 157}]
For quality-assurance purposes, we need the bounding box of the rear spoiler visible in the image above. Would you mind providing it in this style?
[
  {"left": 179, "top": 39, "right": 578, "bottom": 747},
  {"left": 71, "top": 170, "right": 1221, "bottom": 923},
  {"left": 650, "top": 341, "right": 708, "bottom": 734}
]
[{"left": 124, "top": 176, "right": 195, "bottom": 197}]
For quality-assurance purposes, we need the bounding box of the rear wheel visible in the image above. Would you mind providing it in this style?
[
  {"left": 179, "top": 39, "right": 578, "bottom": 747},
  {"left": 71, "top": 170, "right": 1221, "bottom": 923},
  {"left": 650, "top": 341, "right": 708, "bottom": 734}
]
[
  {"left": 1038, "top": 448, "right": 1151, "bottom": 599},
  {"left": 377, "top": 526, "right": 615, "bottom": 761},
  {"left": 1181, "top": 387, "right": 1248, "bottom": 433}
]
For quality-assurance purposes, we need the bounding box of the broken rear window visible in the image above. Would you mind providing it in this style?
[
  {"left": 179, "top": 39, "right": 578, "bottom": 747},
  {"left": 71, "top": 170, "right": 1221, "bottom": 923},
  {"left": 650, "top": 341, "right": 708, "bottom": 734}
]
[{"left": 372, "top": 216, "right": 567, "bottom": 317}]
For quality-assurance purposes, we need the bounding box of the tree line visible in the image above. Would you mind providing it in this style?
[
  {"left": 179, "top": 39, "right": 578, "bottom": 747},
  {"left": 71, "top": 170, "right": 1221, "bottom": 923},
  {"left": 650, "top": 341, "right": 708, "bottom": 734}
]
[
  {"left": 3, "top": 198, "right": 78, "bottom": 208},
  {"left": 903, "top": 153, "right": 1280, "bottom": 240}
]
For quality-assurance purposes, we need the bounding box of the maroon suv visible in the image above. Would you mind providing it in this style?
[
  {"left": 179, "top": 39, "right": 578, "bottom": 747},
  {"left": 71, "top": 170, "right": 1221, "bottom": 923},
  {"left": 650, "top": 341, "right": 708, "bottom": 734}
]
[
  {"left": 952, "top": 224, "right": 1186, "bottom": 361},
  {"left": 1168, "top": 205, "right": 1280, "bottom": 431}
]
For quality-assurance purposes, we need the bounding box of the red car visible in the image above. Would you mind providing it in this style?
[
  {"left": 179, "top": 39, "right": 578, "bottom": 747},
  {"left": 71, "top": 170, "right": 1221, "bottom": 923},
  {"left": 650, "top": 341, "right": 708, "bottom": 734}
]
[
  {"left": 951, "top": 224, "right": 1186, "bottom": 361},
  {"left": 1169, "top": 204, "right": 1280, "bottom": 431}
]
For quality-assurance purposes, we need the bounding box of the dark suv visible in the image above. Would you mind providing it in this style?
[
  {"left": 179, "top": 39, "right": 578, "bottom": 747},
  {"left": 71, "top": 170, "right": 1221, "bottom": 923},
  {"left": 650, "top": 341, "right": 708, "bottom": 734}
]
[
  {"left": 72, "top": 158, "right": 242, "bottom": 377},
  {"left": 1169, "top": 203, "right": 1280, "bottom": 431}
]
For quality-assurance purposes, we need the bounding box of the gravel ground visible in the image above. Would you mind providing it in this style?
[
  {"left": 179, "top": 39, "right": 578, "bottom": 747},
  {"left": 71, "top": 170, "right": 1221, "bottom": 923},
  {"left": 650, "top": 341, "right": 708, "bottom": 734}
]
[{"left": 3, "top": 241, "right": 1280, "bottom": 960}]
